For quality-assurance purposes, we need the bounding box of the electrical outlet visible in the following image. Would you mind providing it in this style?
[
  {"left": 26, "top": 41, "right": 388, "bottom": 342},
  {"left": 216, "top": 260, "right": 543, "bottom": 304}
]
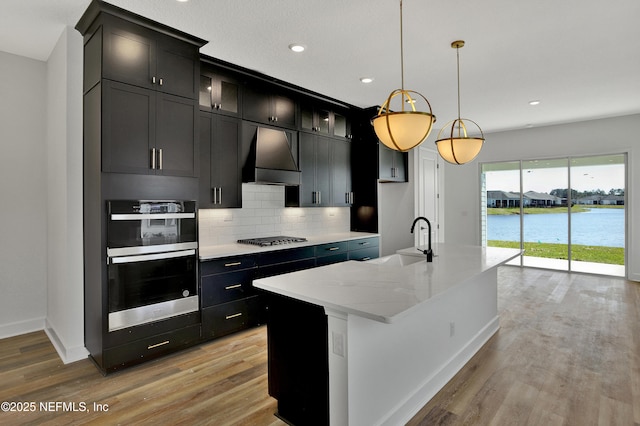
[
  {"left": 449, "top": 322, "right": 455, "bottom": 337},
  {"left": 332, "top": 332, "right": 344, "bottom": 357}
]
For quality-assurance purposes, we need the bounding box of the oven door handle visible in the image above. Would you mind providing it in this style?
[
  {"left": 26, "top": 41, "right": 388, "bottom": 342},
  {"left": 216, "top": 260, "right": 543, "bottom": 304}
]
[
  {"left": 109, "top": 249, "right": 196, "bottom": 264},
  {"left": 110, "top": 213, "right": 195, "bottom": 220}
]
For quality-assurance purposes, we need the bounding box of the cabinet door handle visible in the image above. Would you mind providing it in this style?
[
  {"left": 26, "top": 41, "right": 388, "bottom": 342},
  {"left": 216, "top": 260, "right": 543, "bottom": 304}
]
[
  {"left": 159, "top": 78, "right": 163, "bottom": 86},
  {"left": 327, "top": 247, "right": 340, "bottom": 251},
  {"left": 317, "top": 191, "right": 321, "bottom": 204},
  {"left": 224, "top": 261, "right": 242, "bottom": 267},
  {"left": 217, "top": 187, "right": 222, "bottom": 205},
  {"left": 211, "top": 187, "right": 217, "bottom": 204},
  {"left": 148, "top": 340, "right": 169, "bottom": 350},
  {"left": 152, "top": 76, "right": 157, "bottom": 84},
  {"left": 350, "top": 192, "right": 354, "bottom": 204},
  {"left": 359, "top": 242, "right": 370, "bottom": 246},
  {"left": 361, "top": 257, "right": 371, "bottom": 261},
  {"left": 225, "top": 313, "right": 243, "bottom": 320},
  {"left": 157, "top": 148, "right": 163, "bottom": 170},
  {"left": 225, "top": 284, "right": 242, "bottom": 290},
  {"left": 150, "top": 148, "right": 156, "bottom": 169}
]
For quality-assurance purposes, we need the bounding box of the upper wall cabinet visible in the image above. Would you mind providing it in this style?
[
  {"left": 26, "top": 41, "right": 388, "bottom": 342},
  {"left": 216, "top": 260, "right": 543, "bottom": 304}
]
[
  {"left": 199, "top": 64, "right": 241, "bottom": 117},
  {"left": 101, "top": 16, "right": 199, "bottom": 100},
  {"left": 242, "top": 81, "right": 297, "bottom": 129},
  {"left": 102, "top": 80, "right": 198, "bottom": 177},
  {"left": 301, "top": 102, "right": 353, "bottom": 140},
  {"left": 77, "top": 2, "right": 206, "bottom": 178},
  {"left": 379, "top": 144, "right": 408, "bottom": 182}
]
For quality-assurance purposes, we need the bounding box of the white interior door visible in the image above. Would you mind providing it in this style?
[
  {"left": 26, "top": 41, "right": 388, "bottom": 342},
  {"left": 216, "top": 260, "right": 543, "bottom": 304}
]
[{"left": 414, "top": 146, "right": 440, "bottom": 247}]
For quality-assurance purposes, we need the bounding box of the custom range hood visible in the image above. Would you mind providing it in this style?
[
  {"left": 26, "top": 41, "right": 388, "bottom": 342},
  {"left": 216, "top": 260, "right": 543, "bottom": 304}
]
[{"left": 243, "top": 127, "right": 301, "bottom": 186}]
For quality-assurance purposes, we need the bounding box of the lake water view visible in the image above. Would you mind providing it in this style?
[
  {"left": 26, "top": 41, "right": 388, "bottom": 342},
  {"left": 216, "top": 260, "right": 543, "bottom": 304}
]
[{"left": 487, "top": 208, "right": 625, "bottom": 248}]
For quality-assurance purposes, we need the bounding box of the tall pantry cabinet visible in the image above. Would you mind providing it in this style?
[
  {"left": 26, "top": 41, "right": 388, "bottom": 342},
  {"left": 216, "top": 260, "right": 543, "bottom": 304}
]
[{"left": 76, "top": 0, "right": 207, "bottom": 373}]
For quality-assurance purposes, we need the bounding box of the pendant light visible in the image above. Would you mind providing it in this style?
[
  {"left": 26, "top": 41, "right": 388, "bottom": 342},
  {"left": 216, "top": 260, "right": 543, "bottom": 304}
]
[
  {"left": 435, "top": 40, "right": 485, "bottom": 165},
  {"left": 371, "top": 0, "right": 436, "bottom": 152}
]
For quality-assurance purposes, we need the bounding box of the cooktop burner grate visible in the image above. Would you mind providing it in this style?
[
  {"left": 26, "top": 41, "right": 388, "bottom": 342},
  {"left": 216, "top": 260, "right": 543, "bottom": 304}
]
[{"left": 237, "top": 236, "right": 307, "bottom": 247}]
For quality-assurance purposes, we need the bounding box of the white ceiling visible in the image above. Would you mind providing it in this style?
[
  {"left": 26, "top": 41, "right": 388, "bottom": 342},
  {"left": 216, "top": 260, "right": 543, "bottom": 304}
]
[{"left": 2, "top": 0, "right": 640, "bottom": 133}]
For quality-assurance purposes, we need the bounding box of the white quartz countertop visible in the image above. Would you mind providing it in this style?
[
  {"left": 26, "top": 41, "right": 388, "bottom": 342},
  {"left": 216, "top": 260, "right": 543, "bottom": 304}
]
[
  {"left": 198, "top": 232, "right": 379, "bottom": 260},
  {"left": 252, "top": 243, "right": 521, "bottom": 323}
]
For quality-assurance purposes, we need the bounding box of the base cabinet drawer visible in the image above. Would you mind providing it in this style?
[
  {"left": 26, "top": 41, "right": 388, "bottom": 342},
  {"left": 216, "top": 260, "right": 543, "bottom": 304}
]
[
  {"left": 348, "top": 246, "right": 379, "bottom": 261},
  {"left": 201, "top": 296, "right": 264, "bottom": 339},
  {"left": 102, "top": 324, "right": 201, "bottom": 373},
  {"left": 201, "top": 269, "right": 255, "bottom": 307},
  {"left": 315, "top": 252, "right": 348, "bottom": 266}
]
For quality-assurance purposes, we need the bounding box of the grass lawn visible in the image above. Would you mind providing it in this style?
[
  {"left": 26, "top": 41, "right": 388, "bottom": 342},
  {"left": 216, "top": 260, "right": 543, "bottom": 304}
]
[{"left": 488, "top": 240, "right": 625, "bottom": 265}]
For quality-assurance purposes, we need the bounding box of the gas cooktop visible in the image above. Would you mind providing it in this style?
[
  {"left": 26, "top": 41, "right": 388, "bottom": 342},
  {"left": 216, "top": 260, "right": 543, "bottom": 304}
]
[{"left": 237, "top": 236, "right": 307, "bottom": 247}]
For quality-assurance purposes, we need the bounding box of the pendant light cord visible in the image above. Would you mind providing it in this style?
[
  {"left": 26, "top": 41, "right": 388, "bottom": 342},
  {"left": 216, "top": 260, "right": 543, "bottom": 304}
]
[
  {"left": 456, "top": 44, "right": 461, "bottom": 121},
  {"left": 400, "top": 0, "right": 404, "bottom": 91}
]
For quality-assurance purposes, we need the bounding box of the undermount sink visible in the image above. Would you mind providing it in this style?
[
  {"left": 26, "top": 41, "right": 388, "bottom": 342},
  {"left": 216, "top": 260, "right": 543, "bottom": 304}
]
[{"left": 367, "top": 253, "right": 426, "bottom": 267}]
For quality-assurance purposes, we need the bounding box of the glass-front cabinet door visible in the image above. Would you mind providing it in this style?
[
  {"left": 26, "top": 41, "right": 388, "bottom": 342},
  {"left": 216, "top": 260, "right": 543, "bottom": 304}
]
[{"left": 199, "top": 70, "right": 240, "bottom": 116}]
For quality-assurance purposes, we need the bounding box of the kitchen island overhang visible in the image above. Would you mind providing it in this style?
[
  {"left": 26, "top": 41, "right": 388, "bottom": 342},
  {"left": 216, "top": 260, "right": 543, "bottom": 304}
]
[{"left": 254, "top": 244, "right": 521, "bottom": 425}]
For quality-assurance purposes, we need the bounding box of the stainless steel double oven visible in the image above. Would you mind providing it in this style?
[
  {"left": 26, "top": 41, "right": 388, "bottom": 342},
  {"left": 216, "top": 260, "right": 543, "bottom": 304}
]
[{"left": 106, "top": 200, "right": 198, "bottom": 332}]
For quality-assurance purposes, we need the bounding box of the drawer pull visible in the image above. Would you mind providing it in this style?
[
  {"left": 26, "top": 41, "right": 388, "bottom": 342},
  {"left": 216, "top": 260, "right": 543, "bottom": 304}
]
[
  {"left": 225, "top": 313, "right": 243, "bottom": 320},
  {"left": 147, "top": 340, "right": 170, "bottom": 350},
  {"left": 361, "top": 257, "right": 371, "bottom": 261},
  {"left": 359, "top": 242, "right": 370, "bottom": 246},
  {"left": 224, "top": 261, "right": 242, "bottom": 267},
  {"left": 225, "top": 284, "right": 242, "bottom": 290},
  {"left": 327, "top": 247, "right": 340, "bottom": 251}
]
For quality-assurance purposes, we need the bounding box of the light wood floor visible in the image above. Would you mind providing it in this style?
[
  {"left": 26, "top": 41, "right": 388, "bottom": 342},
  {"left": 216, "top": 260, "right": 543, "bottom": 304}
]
[{"left": 1, "top": 267, "right": 638, "bottom": 425}]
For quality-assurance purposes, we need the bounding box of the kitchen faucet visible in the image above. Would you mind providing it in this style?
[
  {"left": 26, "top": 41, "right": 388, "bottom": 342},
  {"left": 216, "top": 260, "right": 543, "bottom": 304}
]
[{"left": 410, "top": 217, "right": 433, "bottom": 262}]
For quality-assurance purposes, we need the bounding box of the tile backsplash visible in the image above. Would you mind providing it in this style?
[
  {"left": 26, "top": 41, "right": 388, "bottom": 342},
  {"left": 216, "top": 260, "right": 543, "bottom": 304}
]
[{"left": 198, "top": 184, "right": 351, "bottom": 246}]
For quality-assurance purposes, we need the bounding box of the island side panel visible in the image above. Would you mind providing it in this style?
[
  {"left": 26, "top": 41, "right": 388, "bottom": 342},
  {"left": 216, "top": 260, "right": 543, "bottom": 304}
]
[
  {"left": 345, "top": 268, "right": 499, "bottom": 425},
  {"left": 266, "top": 293, "right": 329, "bottom": 426}
]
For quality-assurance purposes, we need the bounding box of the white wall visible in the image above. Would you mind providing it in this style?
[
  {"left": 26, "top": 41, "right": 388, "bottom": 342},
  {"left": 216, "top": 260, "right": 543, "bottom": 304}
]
[
  {"left": 44, "top": 27, "right": 87, "bottom": 363},
  {"left": 443, "top": 114, "right": 640, "bottom": 281},
  {"left": 0, "top": 51, "right": 48, "bottom": 337}
]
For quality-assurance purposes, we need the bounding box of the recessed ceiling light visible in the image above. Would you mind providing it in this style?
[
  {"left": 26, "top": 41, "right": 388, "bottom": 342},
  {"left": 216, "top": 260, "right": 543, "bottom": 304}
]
[
  {"left": 529, "top": 100, "right": 541, "bottom": 106},
  {"left": 289, "top": 44, "right": 305, "bottom": 53},
  {"left": 360, "top": 77, "right": 374, "bottom": 84}
]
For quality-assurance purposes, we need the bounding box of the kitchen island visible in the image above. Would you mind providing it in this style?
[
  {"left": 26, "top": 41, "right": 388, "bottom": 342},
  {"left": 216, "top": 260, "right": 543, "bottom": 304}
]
[{"left": 253, "top": 243, "right": 521, "bottom": 426}]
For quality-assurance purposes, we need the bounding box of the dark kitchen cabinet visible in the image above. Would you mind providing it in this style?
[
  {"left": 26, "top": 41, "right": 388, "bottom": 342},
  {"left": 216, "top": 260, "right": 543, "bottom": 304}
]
[
  {"left": 243, "top": 82, "right": 297, "bottom": 128},
  {"left": 301, "top": 102, "right": 353, "bottom": 140},
  {"left": 331, "top": 138, "right": 353, "bottom": 207},
  {"left": 199, "top": 65, "right": 241, "bottom": 117},
  {"left": 379, "top": 144, "right": 408, "bottom": 182},
  {"left": 298, "top": 132, "right": 331, "bottom": 207},
  {"left": 333, "top": 111, "right": 352, "bottom": 139},
  {"left": 348, "top": 236, "right": 380, "bottom": 261},
  {"left": 301, "top": 104, "right": 331, "bottom": 135},
  {"left": 314, "top": 241, "right": 348, "bottom": 266},
  {"left": 102, "top": 15, "right": 199, "bottom": 99},
  {"left": 199, "top": 111, "right": 241, "bottom": 208},
  {"left": 77, "top": 0, "right": 206, "bottom": 374},
  {"left": 267, "top": 294, "right": 329, "bottom": 426},
  {"left": 102, "top": 80, "right": 198, "bottom": 177},
  {"left": 200, "top": 255, "right": 262, "bottom": 339},
  {"left": 286, "top": 133, "right": 352, "bottom": 207}
]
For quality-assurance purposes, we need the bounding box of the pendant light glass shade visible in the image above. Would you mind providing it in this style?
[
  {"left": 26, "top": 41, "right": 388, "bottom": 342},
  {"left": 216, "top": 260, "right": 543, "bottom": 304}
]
[
  {"left": 372, "top": 89, "right": 435, "bottom": 152},
  {"left": 435, "top": 118, "right": 484, "bottom": 164},
  {"left": 435, "top": 40, "right": 484, "bottom": 165},
  {"left": 372, "top": 0, "right": 436, "bottom": 152}
]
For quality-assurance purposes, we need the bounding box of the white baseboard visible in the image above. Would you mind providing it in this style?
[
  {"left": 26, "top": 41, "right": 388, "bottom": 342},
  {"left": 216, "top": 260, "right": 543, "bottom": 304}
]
[
  {"left": 0, "top": 317, "right": 45, "bottom": 339},
  {"left": 382, "top": 316, "right": 500, "bottom": 426},
  {"left": 45, "top": 319, "right": 88, "bottom": 364}
]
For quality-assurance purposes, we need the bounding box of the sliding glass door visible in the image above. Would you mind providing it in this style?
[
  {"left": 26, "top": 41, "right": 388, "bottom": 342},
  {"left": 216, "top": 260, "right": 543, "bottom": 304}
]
[{"left": 481, "top": 154, "right": 626, "bottom": 276}]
